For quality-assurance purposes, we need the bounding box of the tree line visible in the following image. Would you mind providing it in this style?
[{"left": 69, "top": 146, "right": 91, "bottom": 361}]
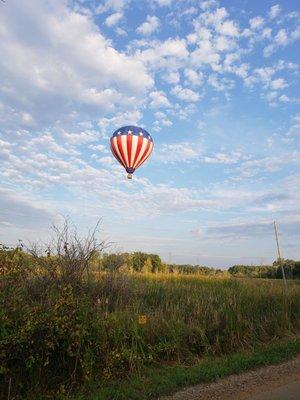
[
  {"left": 98, "top": 252, "right": 300, "bottom": 279},
  {"left": 95, "top": 251, "right": 224, "bottom": 275},
  {"left": 228, "top": 259, "right": 300, "bottom": 279},
  {"left": 1, "top": 243, "right": 299, "bottom": 279}
]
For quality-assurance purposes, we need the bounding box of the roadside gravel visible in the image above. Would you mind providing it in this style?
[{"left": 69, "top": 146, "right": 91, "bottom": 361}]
[{"left": 160, "top": 355, "right": 300, "bottom": 400}]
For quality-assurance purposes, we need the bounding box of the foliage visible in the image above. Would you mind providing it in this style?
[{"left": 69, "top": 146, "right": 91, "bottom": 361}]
[
  {"left": 98, "top": 252, "right": 225, "bottom": 276},
  {"left": 82, "top": 339, "right": 300, "bottom": 400},
  {"left": 228, "top": 264, "right": 277, "bottom": 278},
  {"left": 273, "top": 259, "right": 300, "bottom": 279},
  {"left": 100, "top": 253, "right": 127, "bottom": 272},
  {"left": 97, "top": 252, "right": 300, "bottom": 279},
  {"left": 1, "top": 269, "right": 299, "bottom": 398},
  {"left": 228, "top": 260, "right": 300, "bottom": 280},
  {"left": 0, "top": 226, "right": 300, "bottom": 398}
]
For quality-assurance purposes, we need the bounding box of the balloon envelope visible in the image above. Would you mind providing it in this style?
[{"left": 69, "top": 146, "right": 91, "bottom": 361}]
[{"left": 110, "top": 126, "right": 154, "bottom": 178}]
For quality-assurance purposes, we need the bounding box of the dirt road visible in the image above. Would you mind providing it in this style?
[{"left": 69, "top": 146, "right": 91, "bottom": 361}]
[
  {"left": 250, "top": 380, "right": 300, "bottom": 400},
  {"left": 160, "top": 356, "right": 300, "bottom": 400}
]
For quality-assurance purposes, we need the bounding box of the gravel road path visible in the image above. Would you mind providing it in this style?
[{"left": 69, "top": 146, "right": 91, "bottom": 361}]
[{"left": 160, "top": 355, "right": 300, "bottom": 400}]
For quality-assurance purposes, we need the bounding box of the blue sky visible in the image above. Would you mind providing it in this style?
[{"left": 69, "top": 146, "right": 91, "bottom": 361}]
[{"left": 0, "top": 0, "right": 299, "bottom": 267}]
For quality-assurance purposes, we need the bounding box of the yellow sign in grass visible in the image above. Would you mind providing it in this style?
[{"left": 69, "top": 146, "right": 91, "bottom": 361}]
[{"left": 138, "top": 315, "right": 147, "bottom": 325}]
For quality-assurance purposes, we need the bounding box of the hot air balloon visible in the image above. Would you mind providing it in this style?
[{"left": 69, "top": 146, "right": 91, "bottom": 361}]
[{"left": 110, "top": 126, "right": 154, "bottom": 179}]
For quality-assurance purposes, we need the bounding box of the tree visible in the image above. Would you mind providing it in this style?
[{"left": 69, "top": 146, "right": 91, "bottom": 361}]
[
  {"left": 132, "top": 252, "right": 148, "bottom": 272},
  {"left": 101, "top": 253, "right": 126, "bottom": 272},
  {"left": 149, "top": 254, "right": 162, "bottom": 273},
  {"left": 294, "top": 262, "right": 300, "bottom": 279},
  {"left": 274, "top": 259, "right": 296, "bottom": 279},
  {"left": 142, "top": 257, "right": 153, "bottom": 273}
]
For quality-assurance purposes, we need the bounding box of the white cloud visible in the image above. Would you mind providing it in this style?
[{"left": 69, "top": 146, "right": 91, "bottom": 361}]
[
  {"left": 217, "top": 20, "right": 239, "bottom": 37},
  {"left": 193, "top": 215, "right": 300, "bottom": 241},
  {"left": 263, "top": 45, "right": 275, "bottom": 57},
  {"left": 98, "top": 109, "right": 143, "bottom": 135},
  {"left": 98, "top": 156, "right": 114, "bottom": 165},
  {"left": 268, "top": 5, "right": 281, "bottom": 20},
  {"left": 190, "top": 41, "right": 220, "bottom": 68},
  {"left": 208, "top": 74, "right": 234, "bottom": 91},
  {"left": 136, "top": 15, "right": 160, "bottom": 36},
  {"left": 1, "top": 0, "right": 299, "bottom": 261},
  {"left": 21, "top": 112, "right": 35, "bottom": 125},
  {"left": 201, "top": 7, "right": 228, "bottom": 25},
  {"left": 156, "top": 142, "right": 201, "bottom": 163},
  {"left": 0, "top": 188, "right": 56, "bottom": 232},
  {"left": 133, "top": 38, "right": 188, "bottom": 72},
  {"left": 275, "top": 29, "right": 289, "bottom": 45},
  {"left": 61, "top": 130, "right": 98, "bottom": 145},
  {"left": 89, "top": 144, "right": 106, "bottom": 152},
  {"left": 249, "top": 16, "right": 264, "bottom": 30},
  {"left": 153, "top": 111, "right": 173, "bottom": 129},
  {"left": 184, "top": 69, "right": 204, "bottom": 86},
  {"left": 0, "top": 0, "right": 153, "bottom": 131},
  {"left": 214, "top": 35, "right": 236, "bottom": 51},
  {"left": 237, "top": 152, "right": 300, "bottom": 178},
  {"left": 115, "top": 27, "right": 127, "bottom": 36},
  {"left": 243, "top": 63, "right": 293, "bottom": 105},
  {"left": 183, "top": 7, "right": 197, "bottom": 16},
  {"left": 278, "top": 94, "right": 290, "bottom": 103},
  {"left": 149, "top": 90, "right": 171, "bottom": 108},
  {"left": 264, "top": 91, "right": 278, "bottom": 105},
  {"left": 200, "top": 0, "right": 219, "bottom": 11},
  {"left": 269, "top": 78, "right": 288, "bottom": 90},
  {"left": 161, "top": 71, "right": 180, "bottom": 84},
  {"left": 262, "top": 28, "right": 272, "bottom": 39},
  {"left": 188, "top": 7, "right": 241, "bottom": 71},
  {"left": 97, "top": 0, "right": 131, "bottom": 13},
  {"left": 28, "top": 133, "right": 73, "bottom": 155},
  {"left": 153, "top": 118, "right": 172, "bottom": 131},
  {"left": 204, "top": 151, "right": 242, "bottom": 164},
  {"left": 105, "top": 12, "right": 123, "bottom": 27},
  {"left": 171, "top": 85, "right": 200, "bottom": 102},
  {"left": 264, "top": 27, "right": 300, "bottom": 57},
  {"left": 286, "top": 115, "right": 300, "bottom": 137},
  {"left": 187, "top": 33, "right": 197, "bottom": 44},
  {"left": 153, "top": 0, "right": 172, "bottom": 6}
]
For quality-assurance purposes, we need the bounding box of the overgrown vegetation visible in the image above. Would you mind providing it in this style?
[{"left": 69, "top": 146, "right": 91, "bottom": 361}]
[
  {"left": 0, "top": 223, "right": 300, "bottom": 399},
  {"left": 79, "top": 339, "right": 300, "bottom": 400},
  {"left": 97, "top": 252, "right": 300, "bottom": 279}
]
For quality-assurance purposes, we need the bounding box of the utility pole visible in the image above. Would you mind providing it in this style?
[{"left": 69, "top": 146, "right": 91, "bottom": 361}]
[{"left": 273, "top": 221, "right": 287, "bottom": 291}]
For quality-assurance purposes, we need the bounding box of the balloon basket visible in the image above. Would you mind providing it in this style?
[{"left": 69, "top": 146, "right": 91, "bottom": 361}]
[{"left": 127, "top": 173, "right": 133, "bottom": 180}]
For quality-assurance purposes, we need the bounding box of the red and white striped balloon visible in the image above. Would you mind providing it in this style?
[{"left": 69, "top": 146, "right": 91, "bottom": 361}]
[{"left": 110, "top": 126, "right": 154, "bottom": 179}]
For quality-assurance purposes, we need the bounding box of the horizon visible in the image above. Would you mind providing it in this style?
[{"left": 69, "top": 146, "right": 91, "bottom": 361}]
[{"left": 0, "top": 0, "right": 299, "bottom": 268}]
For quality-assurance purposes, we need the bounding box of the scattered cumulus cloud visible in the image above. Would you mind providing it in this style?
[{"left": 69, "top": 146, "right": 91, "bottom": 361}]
[
  {"left": 0, "top": 0, "right": 153, "bottom": 131},
  {"left": 0, "top": 0, "right": 300, "bottom": 264},
  {"left": 105, "top": 12, "right": 123, "bottom": 27},
  {"left": 97, "top": 0, "right": 131, "bottom": 14},
  {"left": 249, "top": 16, "right": 264, "bottom": 30},
  {"left": 149, "top": 90, "right": 171, "bottom": 108},
  {"left": 268, "top": 5, "right": 281, "bottom": 20},
  {"left": 153, "top": 0, "right": 172, "bottom": 6},
  {"left": 155, "top": 142, "right": 202, "bottom": 163},
  {"left": 136, "top": 15, "right": 160, "bottom": 36},
  {"left": 171, "top": 85, "right": 200, "bottom": 102}
]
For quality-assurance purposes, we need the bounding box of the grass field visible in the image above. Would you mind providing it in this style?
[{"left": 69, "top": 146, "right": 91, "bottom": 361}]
[{"left": 1, "top": 256, "right": 300, "bottom": 399}]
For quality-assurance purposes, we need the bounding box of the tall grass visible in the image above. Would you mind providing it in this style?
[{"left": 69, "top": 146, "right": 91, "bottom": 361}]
[{"left": 1, "top": 262, "right": 299, "bottom": 398}]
